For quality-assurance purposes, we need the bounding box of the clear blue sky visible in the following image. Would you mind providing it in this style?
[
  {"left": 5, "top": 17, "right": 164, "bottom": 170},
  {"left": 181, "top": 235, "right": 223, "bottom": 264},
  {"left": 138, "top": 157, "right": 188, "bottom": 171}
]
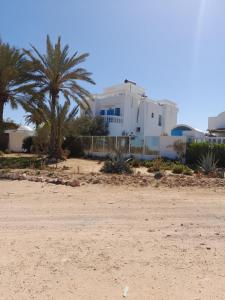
[{"left": 1, "top": 0, "right": 225, "bottom": 131}]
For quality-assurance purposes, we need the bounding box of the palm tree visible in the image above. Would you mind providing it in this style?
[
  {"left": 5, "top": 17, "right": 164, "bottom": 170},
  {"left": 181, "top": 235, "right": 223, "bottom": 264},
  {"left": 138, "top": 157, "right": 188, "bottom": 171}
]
[
  {"left": 0, "top": 40, "right": 29, "bottom": 132},
  {"left": 20, "top": 99, "right": 79, "bottom": 154},
  {"left": 24, "top": 35, "right": 95, "bottom": 158},
  {"left": 20, "top": 97, "right": 79, "bottom": 156}
]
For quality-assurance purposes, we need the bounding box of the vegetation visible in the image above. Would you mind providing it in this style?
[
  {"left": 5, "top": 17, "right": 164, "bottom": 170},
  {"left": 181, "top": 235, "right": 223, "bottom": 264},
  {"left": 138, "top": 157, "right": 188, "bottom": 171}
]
[
  {"left": 65, "top": 115, "right": 108, "bottom": 137},
  {"left": 0, "top": 133, "right": 9, "bottom": 151},
  {"left": 147, "top": 158, "right": 177, "bottom": 172},
  {"left": 2, "top": 119, "right": 19, "bottom": 130},
  {"left": 172, "top": 140, "right": 186, "bottom": 163},
  {"left": 186, "top": 143, "right": 225, "bottom": 168},
  {"left": 62, "top": 136, "right": 85, "bottom": 158},
  {"left": 22, "top": 136, "right": 33, "bottom": 153},
  {"left": 0, "top": 156, "right": 43, "bottom": 169},
  {"left": 60, "top": 116, "right": 108, "bottom": 157},
  {"left": 0, "top": 40, "right": 30, "bottom": 133},
  {"left": 198, "top": 151, "right": 218, "bottom": 175},
  {"left": 154, "top": 171, "right": 164, "bottom": 180},
  {"left": 22, "top": 35, "right": 95, "bottom": 159},
  {"left": 101, "top": 150, "right": 133, "bottom": 174}
]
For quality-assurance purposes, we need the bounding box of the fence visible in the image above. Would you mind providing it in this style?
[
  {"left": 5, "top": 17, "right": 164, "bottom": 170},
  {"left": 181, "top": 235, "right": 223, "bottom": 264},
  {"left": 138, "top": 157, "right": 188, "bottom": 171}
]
[{"left": 78, "top": 135, "right": 186, "bottom": 160}]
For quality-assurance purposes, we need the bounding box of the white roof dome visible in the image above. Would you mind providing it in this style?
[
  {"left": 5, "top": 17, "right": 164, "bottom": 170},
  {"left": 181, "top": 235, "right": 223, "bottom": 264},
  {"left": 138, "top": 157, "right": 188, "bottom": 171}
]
[{"left": 17, "top": 125, "right": 34, "bottom": 132}]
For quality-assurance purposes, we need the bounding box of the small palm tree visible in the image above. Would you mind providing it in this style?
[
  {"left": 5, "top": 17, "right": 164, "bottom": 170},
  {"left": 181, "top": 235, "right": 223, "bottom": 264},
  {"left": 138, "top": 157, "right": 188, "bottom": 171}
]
[
  {"left": 20, "top": 97, "right": 79, "bottom": 156},
  {"left": 24, "top": 35, "right": 95, "bottom": 158},
  {"left": 0, "top": 40, "right": 29, "bottom": 132}
]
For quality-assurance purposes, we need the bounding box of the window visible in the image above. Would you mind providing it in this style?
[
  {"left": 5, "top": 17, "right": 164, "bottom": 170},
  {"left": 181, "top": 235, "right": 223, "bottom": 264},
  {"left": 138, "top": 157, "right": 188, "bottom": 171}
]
[
  {"left": 107, "top": 108, "right": 114, "bottom": 115},
  {"left": 151, "top": 113, "right": 154, "bottom": 118},
  {"left": 136, "top": 127, "right": 141, "bottom": 132},
  {"left": 115, "top": 107, "right": 120, "bottom": 116},
  {"left": 158, "top": 115, "right": 162, "bottom": 126},
  {"left": 100, "top": 109, "right": 105, "bottom": 116}
]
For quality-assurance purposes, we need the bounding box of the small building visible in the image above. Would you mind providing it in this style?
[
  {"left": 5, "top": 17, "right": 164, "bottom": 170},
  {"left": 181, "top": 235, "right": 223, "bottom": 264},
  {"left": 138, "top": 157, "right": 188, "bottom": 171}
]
[
  {"left": 88, "top": 80, "right": 178, "bottom": 137},
  {"left": 171, "top": 124, "right": 205, "bottom": 141},
  {"left": 208, "top": 111, "right": 225, "bottom": 137},
  {"left": 5, "top": 125, "right": 34, "bottom": 152}
]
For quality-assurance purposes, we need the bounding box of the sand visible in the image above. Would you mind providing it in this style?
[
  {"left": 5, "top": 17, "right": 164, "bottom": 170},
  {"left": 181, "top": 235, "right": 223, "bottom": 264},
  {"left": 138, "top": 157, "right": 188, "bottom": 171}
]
[{"left": 0, "top": 180, "right": 225, "bottom": 299}]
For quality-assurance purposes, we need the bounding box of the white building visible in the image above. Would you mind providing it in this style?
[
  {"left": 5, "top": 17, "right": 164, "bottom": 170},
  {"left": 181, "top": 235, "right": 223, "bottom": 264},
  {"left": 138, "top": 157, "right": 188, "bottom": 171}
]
[
  {"left": 5, "top": 125, "right": 34, "bottom": 152},
  {"left": 171, "top": 124, "right": 205, "bottom": 141},
  {"left": 89, "top": 80, "right": 178, "bottom": 137},
  {"left": 208, "top": 111, "right": 225, "bottom": 136}
]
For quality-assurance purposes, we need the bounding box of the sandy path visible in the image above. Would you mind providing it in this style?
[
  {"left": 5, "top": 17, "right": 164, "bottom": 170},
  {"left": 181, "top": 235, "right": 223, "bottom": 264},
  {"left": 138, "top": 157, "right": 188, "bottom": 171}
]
[{"left": 0, "top": 181, "right": 225, "bottom": 299}]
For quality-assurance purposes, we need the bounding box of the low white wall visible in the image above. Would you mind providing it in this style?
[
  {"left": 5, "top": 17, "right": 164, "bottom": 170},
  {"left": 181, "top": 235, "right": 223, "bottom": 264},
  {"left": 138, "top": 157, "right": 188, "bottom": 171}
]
[
  {"left": 159, "top": 136, "right": 186, "bottom": 159},
  {"left": 7, "top": 130, "right": 34, "bottom": 152}
]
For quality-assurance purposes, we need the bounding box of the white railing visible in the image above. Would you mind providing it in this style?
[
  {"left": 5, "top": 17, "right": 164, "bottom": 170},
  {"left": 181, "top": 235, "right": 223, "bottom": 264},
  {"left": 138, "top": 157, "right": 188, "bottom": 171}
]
[{"left": 102, "top": 115, "right": 123, "bottom": 124}]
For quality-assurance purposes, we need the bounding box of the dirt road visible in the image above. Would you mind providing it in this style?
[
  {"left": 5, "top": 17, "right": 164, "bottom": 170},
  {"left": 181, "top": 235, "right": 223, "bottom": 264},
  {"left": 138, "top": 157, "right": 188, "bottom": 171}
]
[{"left": 0, "top": 180, "right": 225, "bottom": 299}]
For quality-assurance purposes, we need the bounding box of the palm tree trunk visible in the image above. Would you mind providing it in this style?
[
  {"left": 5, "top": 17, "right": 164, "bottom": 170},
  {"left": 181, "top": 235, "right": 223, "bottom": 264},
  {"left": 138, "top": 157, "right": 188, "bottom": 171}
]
[
  {"left": 49, "top": 94, "right": 57, "bottom": 159},
  {"left": 54, "top": 105, "right": 63, "bottom": 159},
  {"left": 0, "top": 101, "right": 4, "bottom": 133}
]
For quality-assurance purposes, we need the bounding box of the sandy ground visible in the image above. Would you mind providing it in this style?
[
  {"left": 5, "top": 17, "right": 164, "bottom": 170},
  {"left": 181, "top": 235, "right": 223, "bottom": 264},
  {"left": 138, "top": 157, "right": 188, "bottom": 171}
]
[
  {"left": 0, "top": 181, "right": 225, "bottom": 299},
  {"left": 56, "top": 158, "right": 149, "bottom": 175}
]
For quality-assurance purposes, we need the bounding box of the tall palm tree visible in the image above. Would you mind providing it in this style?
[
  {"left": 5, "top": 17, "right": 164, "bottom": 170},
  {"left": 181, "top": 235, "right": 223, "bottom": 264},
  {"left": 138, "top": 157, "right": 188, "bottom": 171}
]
[
  {"left": 24, "top": 35, "right": 95, "bottom": 158},
  {"left": 0, "top": 40, "right": 29, "bottom": 132}
]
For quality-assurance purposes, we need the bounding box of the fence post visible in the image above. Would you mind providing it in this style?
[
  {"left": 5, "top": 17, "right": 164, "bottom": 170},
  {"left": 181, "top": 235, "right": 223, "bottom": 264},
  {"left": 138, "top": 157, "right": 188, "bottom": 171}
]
[
  {"left": 128, "top": 136, "right": 131, "bottom": 154},
  {"left": 91, "top": 136, "right": 94, "bottom": 152},
  {"left": 143, "top": 136, "right": 146, "bottom": 155},
  {"left": 103, "top": 136, "right": 105, "bottom": 153},
  {"left": 115, "top": 136, "right": 118, "bottom": 151}
]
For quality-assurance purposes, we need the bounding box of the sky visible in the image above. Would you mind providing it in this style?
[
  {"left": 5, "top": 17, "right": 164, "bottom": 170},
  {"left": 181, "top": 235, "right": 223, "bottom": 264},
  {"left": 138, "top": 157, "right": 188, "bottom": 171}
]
[{"left": 1, "top": 0, "right": 225, "bottom": 131}]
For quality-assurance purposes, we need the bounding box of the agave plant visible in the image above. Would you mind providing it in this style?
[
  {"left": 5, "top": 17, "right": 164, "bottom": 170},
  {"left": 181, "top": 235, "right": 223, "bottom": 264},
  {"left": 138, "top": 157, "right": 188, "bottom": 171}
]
[
  {"left": 198, "top": 151, "right": 218, "bottom": 175},
  {"left": 101, "top": 149, "right": 133, "bottom": 174}
]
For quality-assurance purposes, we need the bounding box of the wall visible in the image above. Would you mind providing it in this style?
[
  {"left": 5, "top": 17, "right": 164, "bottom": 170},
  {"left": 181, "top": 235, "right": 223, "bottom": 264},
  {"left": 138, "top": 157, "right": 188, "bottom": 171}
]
[
  {"left": 159, "top": 136, "right": 186, "bottom": 159},
  {"left": 7, "top": 130, "right": 34, "bottom": 152},
  {"left": 160, "top": 101, "right": 178, "bottom": 135}
]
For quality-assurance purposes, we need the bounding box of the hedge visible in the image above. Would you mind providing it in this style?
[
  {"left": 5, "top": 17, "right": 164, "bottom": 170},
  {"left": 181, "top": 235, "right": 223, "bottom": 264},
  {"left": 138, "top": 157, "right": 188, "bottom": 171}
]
[{"left": 186, "top": 142, "right": 225, "bottom": 168}]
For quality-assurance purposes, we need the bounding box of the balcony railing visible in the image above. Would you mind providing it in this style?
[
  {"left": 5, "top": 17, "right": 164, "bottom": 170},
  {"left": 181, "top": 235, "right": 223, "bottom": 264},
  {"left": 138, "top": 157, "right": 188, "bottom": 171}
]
[{"left": 102, "top": 115, "right": 123, "bottom": 124}]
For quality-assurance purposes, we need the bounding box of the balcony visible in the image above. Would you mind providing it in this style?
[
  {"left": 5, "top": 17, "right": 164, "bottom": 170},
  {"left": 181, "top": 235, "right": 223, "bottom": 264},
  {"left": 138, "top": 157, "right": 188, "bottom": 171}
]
[{"left": 102, "top": 115, "right": 123, "bottom": 124}]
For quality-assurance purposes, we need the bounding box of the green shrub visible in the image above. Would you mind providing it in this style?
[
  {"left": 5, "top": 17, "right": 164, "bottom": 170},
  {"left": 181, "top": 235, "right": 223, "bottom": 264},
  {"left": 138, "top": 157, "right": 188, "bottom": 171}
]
[
  {"left": 22, "top": 136, "right": 34, "bottom": 153},
  {"left": 0, "top": 157, "right": 43, "bottom": 169},
  {"left": 172, "top": 165, "right": 184, "bottom": 174},
  {"left": 183, "top": 166, "right": 193, "bottom": 176},
  {"left": 186, "top": 143, "right": 225, "bottom": 168},
  {"left": 62, "top": 136, "right": 84, "bottom": 158},
  {"left": 101, "top": 150, "right": 133, "bottom": 174},
  {"left": 130, "top": 159, "right": 141, "bottom": 168},
  {"left": 198, "top": 151, "right": 218, "bottom": 175},
  {"left": 154, "top": 171, "right": 164, "bottom": 180},
  {"left": 143, "top": 160, "right": 153, "bottom": 168}
]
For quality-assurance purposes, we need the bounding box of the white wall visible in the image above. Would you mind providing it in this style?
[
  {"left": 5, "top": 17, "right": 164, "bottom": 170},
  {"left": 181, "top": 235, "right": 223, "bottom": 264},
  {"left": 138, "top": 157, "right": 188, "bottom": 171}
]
[
  {"left": 6, "top": 130, "right": 34, "bottom": 152},
  {"left": 159, "top": 136, "right": 186, "bottom": 159},
  {"left": 160, "top": 100, "right": 178, "bottom": 135}
]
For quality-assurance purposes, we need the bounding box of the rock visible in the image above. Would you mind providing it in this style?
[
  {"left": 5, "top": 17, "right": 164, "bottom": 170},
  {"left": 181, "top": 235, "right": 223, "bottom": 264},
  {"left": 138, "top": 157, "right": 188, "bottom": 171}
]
[
  {"left": 92, "top": 178, "right": 101, "bottom": 184},
  {"left": 68, "top": 179, "right": 80, "bottom": 187}
]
